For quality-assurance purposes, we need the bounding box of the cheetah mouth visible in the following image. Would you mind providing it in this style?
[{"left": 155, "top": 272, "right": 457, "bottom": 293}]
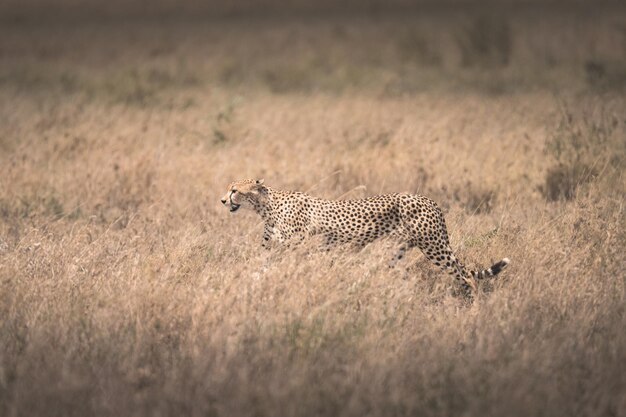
[{"left": 229, "top": 204, "right": 241, "bottom": 213}]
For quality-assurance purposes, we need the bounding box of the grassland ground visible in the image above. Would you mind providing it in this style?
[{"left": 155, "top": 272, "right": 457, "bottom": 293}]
[{"left": 0, "top": 7, "right": 625, "bottom": 417}]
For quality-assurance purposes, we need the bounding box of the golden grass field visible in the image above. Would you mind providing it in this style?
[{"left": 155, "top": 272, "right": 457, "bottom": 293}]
[{"left": 1, "top": 5, "right": 625, "bottom": 416}]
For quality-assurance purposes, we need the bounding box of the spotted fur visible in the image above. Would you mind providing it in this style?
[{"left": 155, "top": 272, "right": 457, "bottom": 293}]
[{"left": 221, "top": 179, "right": 510, "bottom": 294}]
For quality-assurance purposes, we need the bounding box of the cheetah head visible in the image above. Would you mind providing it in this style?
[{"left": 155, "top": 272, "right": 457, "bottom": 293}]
[{"left": 221, "top": 179, "right": 266, "bottom": 213}]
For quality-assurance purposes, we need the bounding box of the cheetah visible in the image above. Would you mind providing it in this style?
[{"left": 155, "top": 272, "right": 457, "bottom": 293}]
[{"left": 221, "top": 179, "right": 509, "bottom": 294}]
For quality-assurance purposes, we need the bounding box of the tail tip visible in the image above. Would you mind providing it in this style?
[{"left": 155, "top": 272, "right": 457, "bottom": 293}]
[{"left": 488, "top": 257, "right": 510, "bottom": 276}]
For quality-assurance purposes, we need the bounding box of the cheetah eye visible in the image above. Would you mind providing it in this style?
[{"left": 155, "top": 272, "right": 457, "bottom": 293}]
[{"left": 232, "top": 189, "right": 238, "bottom": 194}]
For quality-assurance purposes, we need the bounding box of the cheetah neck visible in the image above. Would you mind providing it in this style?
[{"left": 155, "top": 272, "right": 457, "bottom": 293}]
[
  {"left": 250, "top": 187, "right": 296, "bottom": 225},
  {"left": 250, "top": 187, "right": 276, "bottom": 223}
]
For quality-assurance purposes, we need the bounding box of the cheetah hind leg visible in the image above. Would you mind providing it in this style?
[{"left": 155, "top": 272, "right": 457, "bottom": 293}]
[{"left": 415, "top": 244, "right": 502, "bottom": 296}]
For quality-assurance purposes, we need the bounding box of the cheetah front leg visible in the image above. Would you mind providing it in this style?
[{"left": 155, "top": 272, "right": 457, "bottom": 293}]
[
  {"left": 256, "top": 224, "right": 276, "bottom": 275},
  {"left": 262, "top": 224, "right": 274, "bottom": 250}
]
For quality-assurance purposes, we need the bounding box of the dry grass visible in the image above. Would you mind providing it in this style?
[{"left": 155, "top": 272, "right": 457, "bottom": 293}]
[{"left": 1, "top": 7, "right": 625, "bottom": 417}]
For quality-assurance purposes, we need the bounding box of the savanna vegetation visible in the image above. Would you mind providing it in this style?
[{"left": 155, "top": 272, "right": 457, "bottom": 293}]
[{"left": 0, "top": 4, "right": 625, "bottom": 416}]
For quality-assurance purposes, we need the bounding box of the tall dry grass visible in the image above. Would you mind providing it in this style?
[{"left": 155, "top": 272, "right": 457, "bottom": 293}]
[{"left": 1, "top": 8, "right": 625, "bottom": 417}]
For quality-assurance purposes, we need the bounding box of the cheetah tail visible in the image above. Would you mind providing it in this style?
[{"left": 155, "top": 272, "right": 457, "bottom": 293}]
[{"left": 472, "top": 257, "right": 510, "bottom": 280}]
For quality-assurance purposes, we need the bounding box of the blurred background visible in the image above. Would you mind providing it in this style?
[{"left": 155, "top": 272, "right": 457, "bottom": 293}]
[
  {"left": 1, "top": 0, "right": 625, "bottom": 98},
  {"left": 1, "top": 1, "right": 625, "bottom": 417}
]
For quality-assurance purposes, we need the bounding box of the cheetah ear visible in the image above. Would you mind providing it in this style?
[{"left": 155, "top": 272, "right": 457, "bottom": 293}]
[{"left": 254, "top": 178, "right": 267, "bottom": 193}]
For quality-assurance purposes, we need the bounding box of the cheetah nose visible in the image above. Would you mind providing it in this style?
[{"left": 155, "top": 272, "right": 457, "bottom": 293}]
[{"left": 221, "top": 198, "right": 227, "bottom": 205}]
